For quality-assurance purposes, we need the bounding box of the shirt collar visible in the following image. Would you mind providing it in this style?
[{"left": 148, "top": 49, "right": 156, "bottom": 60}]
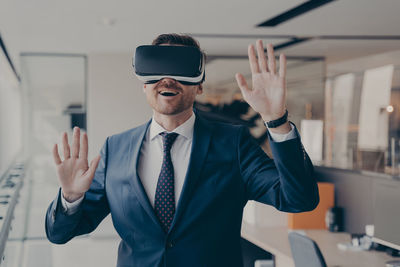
[{"left": 149, "top": 112, "right": 196, "bottom": 141}]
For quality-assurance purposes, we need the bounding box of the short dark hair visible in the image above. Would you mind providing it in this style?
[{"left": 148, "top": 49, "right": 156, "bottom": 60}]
[{"left": 152, "top": 33, "right": 201, "bottom": 49}]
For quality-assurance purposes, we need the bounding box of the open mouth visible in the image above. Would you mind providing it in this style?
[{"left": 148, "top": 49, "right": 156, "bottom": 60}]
[{"left": 158, "top": 90, "right": 180, "bottom": 96}]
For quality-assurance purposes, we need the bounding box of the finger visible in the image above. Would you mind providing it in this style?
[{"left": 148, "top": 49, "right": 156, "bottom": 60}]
[
  {"left": 62, "top": 132, "right": 70, "bottom": 160},
  {"left": 256, "top": 40, "right": 268, "bottom": 72},
  {"left": 279, "top": 53, "right": 286, "bottom": 78},
  {"left": 80, "top": 132, "right": 88, "bottom": 160},
  {"left": 71, "top": 127, "right": 80, "bottom": 158},
  {"left": 235, "top": 73, "right": 251, "bottom": 99},
  {"left": 84, "top": 155, "right": 101, "bottom": 180},
  {"left": 53, "top": 144, "right": 62, "bottom": 165},
  {"left": 248, "top": 44, "right": 260, "bottom": 73},
  {"left": 267, "top": 44, "right": 276, "bottom": 75}
]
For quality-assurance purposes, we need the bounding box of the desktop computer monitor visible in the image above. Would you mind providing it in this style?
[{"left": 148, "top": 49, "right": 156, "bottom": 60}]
[{"left": 372, "top": 179, "right": 400, "bottom": 266}]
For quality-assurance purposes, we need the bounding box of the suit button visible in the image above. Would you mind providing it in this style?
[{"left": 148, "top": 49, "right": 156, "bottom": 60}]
[{"left": 166, "top": 241, "right": 174, "bottom": 249}]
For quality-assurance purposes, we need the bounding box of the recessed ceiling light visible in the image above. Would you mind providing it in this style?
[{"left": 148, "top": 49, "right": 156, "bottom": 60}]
[{"left": 101, "top": 17, "right": 117, "bottom": 27}]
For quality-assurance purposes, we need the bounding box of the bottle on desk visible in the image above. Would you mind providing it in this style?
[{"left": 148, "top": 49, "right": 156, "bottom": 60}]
[{"left": 325, "top": 206, "right": 343, "bottom": 232}]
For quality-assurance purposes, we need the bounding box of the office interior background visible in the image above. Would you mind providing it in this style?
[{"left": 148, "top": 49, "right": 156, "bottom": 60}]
[{"left": 0, "top": 0, "right": 400, "bottom": 266}]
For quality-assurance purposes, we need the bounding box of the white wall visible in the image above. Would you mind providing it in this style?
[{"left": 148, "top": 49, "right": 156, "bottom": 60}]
[{"left": 87, "top": 53, "right": 152, "bottom": 159}]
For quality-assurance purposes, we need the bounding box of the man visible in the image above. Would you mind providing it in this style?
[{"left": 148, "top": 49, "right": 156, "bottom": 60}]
[{"left": 45, "top": 33, "right": 319, "bottom": 267}]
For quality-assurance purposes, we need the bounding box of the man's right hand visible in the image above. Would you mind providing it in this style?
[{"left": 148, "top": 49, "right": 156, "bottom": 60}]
[{"left": 52, "top": 127, "right": 101, "bottom": 203}]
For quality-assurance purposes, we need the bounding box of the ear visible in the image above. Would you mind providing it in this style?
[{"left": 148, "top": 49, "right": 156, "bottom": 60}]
[
  {"left": 143, "top": 84, "right": 146, "bottom": 93},
  {"left": 197, "top": 84, "right": 203, "bottom": 95}
]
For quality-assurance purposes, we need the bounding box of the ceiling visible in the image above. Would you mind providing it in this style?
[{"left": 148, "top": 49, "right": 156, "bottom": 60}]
[{"left": 1, "top": 0, "right": 400, "bottom": 73}]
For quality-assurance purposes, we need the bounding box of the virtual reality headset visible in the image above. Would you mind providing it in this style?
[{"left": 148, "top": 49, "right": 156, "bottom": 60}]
[{"left": 132, "top": 45, "right": 205, "bottom": 85}]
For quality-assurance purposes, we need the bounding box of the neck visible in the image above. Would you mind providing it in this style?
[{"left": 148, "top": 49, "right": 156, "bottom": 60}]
[{"left": 153, "top": 108, "right": 194, "bottom": 132}]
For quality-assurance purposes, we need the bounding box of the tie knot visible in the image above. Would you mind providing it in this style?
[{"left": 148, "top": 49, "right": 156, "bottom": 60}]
[{"left": 159, "top": 132, "right": 179, "bottom": 152}]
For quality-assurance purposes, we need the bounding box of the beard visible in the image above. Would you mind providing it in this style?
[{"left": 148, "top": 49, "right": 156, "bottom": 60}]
[
  {"left": 155, "top": 101, "right": 191, "bottom": 115},
  {"left": 147, "top": 80, "right": 195, "bottom": 115}
]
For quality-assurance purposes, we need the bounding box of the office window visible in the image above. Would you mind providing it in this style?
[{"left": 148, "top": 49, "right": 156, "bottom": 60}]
[
  {"left": 197, "top": 51, "right": 400, "bottom": 177},
  {"left": 197, "top": 56, "right": 325, "bottom": 159},
  {"left": 0, "top": 44, "right": 21, "bottom": 177},
  {"left": 325, "top": 62, "right": 400, "bottom": 176},
  {"left": 20, "top": 54, "right": 86, "bottom": 171}
]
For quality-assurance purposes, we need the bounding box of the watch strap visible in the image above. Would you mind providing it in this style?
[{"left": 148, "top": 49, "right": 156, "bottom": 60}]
[{"left": 264, "top": 109, "right": 288, "bottom": 128}]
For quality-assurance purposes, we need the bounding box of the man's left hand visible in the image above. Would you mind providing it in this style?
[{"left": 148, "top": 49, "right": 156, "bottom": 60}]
[{"left": 235, "top": 40, "right": 287, "bottom": 123}]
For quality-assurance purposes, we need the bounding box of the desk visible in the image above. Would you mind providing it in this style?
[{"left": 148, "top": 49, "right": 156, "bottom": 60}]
[{"left": 241, "top": 222, "right": 398, "bottom": 267}]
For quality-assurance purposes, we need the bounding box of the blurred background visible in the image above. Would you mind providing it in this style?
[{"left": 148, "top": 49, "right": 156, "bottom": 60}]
[{"left": 1, "top": 0, "right": 400, "bottom": 266}]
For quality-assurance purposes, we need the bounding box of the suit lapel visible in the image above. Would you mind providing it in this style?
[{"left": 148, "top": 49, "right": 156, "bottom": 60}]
[
  {"left": 127, "top": 119, "right": 164, "bottom": 233},
  {"left": 169, "top": 115, "right": 213, "bottom": 234}
]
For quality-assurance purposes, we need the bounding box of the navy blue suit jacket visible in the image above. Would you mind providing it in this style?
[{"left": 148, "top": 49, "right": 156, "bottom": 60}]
[{"left": 45, "top": 114, "right": 319, "bottom": 267}]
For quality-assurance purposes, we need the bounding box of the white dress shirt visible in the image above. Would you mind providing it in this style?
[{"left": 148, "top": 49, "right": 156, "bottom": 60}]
[
  {"left": 137, "top": 113, "right": 195, "bottom": 208},
  {"left": 61, "top": 112, "right": 296, "bottom": 214}
]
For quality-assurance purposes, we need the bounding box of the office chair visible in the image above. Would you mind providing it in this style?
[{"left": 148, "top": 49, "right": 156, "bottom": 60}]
[{"left": 288, "top": 231, "right": 327, "bottom": 267}]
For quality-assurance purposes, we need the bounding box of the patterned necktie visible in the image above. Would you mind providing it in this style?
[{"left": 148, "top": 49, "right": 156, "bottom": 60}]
[{"left": 154, "top": 132, "right": 179, "bottom": 232}]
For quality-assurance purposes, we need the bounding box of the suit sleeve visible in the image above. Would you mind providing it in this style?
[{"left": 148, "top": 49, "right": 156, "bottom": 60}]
[
  {"left": 238, "top": 124, "right": 319, "bottom": 212},
  {"left": 45, "top": 138, "right": 111, "bottom": 244}
]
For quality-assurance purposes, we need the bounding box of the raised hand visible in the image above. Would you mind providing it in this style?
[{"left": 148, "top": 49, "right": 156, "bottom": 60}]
[
  {"left": 52, "top": 127, "right": 101, "bottom": 202},
  {"left": 235, "top": 40, "right": 288, "bottom": 125}
]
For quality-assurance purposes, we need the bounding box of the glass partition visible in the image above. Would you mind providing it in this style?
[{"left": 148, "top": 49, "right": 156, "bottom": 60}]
[
  {"left": 325, "top": 64, "right": 400, "bottom": 176},
  {"left": 0, "top": 40, "right": 21, "bottom": 178},
  {"left": 198, "top": 51, "right": 400, "bottom": 177},
  {"left": 0, "top": 54, "right": 88, "bottom": 266},
  {"left": 19, "top": 52, "right": 87, "bottom": 236},
  {"left": 197, "top": 56, "right": 325, "bottom": 158}
]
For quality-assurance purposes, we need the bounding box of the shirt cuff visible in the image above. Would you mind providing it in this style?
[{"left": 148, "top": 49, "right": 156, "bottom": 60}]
[
  {"left": 267, "top": 122, "right": 297, "bottom": 142},
  {"left": 61, "top": 189, "right": 84, "bottom": 215}
]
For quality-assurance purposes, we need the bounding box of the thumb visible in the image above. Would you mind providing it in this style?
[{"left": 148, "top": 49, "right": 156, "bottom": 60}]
[
  {"left": 235, "top": 73, "right": 251, "bottom": 100},
  {"left": 84, "top": 155, "right": 101, "bottom": 180}
]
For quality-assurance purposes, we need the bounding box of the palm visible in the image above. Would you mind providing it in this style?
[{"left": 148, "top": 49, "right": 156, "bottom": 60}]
[
  {"left": 57, "top": 157, "right": 90, "bottom": 195},
  {"left": 53, "top": 127, "right": 101, "bottom": 199},
  {"left": 236, "top": 41, "right": 287, "bottom": 121}
]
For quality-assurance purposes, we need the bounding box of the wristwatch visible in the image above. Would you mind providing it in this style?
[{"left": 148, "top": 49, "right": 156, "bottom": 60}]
[{"left": 264, "top": 109, "right": 288, "bottom": 128}]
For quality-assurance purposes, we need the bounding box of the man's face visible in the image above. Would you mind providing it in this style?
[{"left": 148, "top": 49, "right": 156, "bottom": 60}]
[{"left": 143, "top": 78, "right": 203, "bottom": 116}]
